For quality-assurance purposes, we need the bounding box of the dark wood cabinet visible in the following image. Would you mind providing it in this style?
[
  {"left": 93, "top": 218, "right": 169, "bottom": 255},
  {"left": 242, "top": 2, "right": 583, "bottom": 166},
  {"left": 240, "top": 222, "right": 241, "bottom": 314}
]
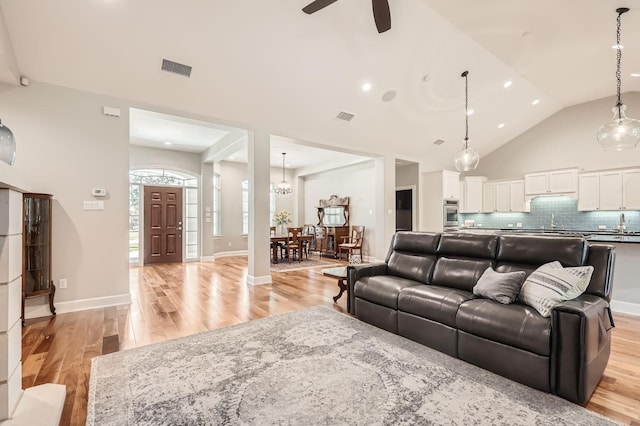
[
  {"left": 22, "top": 193, "right": 55, "bottom": 325},
  {"left": 316, "top": 226, "right": 349, "bottom": 258},
  {"left": 315, "top": 195, "right": 351, "bottom": 258}
]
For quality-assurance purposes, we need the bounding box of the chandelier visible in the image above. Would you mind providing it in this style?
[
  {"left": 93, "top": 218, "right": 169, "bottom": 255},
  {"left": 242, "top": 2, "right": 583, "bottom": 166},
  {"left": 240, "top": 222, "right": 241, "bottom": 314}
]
[
  {"left": 596, "top": 7, "right": 640, "bottom": 150},
  {"left": 454, "top": 71, "right": 480, "bottom": 171},
  {"left": 275, "top": 152, "right": 292, "bottom": 195}
]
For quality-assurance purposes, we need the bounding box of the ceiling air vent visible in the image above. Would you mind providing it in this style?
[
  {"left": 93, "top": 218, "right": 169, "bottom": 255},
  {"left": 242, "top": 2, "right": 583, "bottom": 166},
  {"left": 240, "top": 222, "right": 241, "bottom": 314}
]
[
  {"left": 433, "top": 138, "right": 446, "bottom": 146},
  {"left": 161, "top": 59, "right": 192, "bottom": 77},
  {"left": 336, "top": 111, "right": 355, "bottom": 122}
]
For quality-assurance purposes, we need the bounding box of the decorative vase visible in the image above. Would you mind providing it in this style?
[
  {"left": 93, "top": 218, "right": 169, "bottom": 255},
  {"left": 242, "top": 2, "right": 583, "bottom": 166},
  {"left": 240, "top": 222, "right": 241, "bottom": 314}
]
[{"left": 278, "top": 224, "right": 287, "bottom": 237}]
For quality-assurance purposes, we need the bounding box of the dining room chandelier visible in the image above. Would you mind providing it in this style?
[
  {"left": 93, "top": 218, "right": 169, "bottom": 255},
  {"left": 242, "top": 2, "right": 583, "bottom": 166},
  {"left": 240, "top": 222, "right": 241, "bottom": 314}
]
[
  {"left": 596, "top": 7, "right": 640, "bottom": 150},
  {"left": 275, "top": 152, "right": 292, "bottom": 195},
  {"left": 454, "top": 70, "right": 480, "bottom": 171}
]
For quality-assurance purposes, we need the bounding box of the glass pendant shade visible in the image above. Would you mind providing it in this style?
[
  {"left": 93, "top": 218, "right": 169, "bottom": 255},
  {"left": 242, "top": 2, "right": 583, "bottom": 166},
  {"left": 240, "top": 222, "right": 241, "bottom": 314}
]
[
  {"left": 454, "top": 142, "right": 480, "bottom": 172},
  {"left": 0, "top": 119, "right": 16, "bottom": 165},
  {"left": 597, "top": 104, "right": 640, "bottom": 150},
  {"left": 275, "top": 152, "right": 292, "bottom": 195}
]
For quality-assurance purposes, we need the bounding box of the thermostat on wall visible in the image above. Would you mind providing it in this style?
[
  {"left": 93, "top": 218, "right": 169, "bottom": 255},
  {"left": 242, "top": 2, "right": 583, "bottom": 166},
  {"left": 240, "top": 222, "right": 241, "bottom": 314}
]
[{"left": 92, "top": 188, "right": 107, "bottom": 197}]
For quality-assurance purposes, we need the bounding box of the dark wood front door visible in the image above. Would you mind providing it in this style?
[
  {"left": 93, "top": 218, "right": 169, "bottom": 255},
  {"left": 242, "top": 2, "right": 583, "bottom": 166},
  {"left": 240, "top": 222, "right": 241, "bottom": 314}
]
[{"left": 144, "top": 186, "right": 183, "bottom": 264}]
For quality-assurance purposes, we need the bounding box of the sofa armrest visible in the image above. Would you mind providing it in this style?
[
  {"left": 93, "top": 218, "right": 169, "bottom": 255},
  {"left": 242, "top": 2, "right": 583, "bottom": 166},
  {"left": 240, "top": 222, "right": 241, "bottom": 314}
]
[
  {"left": 347, "top": 263, "right": 388, "bottom": 315},
  {"left": 551, "top": 294, "right": 614, "bottom": 404}
]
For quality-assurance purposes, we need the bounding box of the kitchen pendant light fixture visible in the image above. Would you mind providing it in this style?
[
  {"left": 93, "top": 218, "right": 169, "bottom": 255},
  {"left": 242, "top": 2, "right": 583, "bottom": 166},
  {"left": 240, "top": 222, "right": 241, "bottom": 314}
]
[
  {"left": 0, "top": 118, "right": 16, "bottom": 165},
  {"left": 454, "top": 71, "right": 480, "bottom": 171},
  {"left": 275, "top": 152, "right": 292, "bottom": 195},
  {"left": 597, "top": 7, "right": 640, "bottom": 150}
]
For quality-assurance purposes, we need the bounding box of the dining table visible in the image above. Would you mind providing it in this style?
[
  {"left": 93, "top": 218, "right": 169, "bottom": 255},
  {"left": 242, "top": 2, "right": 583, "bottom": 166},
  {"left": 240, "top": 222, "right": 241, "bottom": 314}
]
[{"left": 270, "top": 234, "right": 313, "bottom": 263}]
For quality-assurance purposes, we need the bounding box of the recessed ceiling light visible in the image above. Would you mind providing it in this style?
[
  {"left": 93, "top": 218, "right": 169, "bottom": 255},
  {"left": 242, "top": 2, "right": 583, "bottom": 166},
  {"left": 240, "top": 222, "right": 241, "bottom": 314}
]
[
  {"left": 228, "top": 156, "right": 235, "bottom": 160},
  {"left": 362, "top": 82, "right": 372, "bottom": 92},
  {"left": 503, "top": 81, "right": 513, "bottom": 88},
  {"left": 497, "top": 123, "right": 505, "bottom": 129},
  {"left": 612, "top": 44, "right": 624, "bottom": 49},
  {"left": 631, "top": 73, "right": 640, "bottom": 77},
  {"left": 466, "top": 109, "right": 475, "bottom": 116},
  {"left": 532, "top": 99, "right": 540, "bottom": 106},
  {"left": 285, "top": 163, "right": 291, "bottom": 167},
  {"left": 164, "top": 141, "right": 172, "bottom": 145}
]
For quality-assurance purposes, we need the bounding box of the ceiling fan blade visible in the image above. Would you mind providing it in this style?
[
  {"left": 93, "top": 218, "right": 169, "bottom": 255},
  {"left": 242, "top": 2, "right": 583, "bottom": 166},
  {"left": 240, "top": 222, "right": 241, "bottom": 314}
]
[
  {"left": 372, "top": 0, "right": 391, "bottom": 33},
  {"left": 302, "top": 0, "right": 339, "bottom": 14}
]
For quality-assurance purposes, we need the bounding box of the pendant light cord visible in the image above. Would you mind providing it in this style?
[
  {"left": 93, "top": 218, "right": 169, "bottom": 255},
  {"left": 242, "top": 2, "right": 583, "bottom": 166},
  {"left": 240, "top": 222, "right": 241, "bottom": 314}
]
[
  {"left": 281, "top": 153, "right": 286, "bottom": 181},
  {"left": 462, "top": 70, "right": 469, "bottom": 149},
  {"left": 615, "top": 8, "right": 629, "bottom": 116}
]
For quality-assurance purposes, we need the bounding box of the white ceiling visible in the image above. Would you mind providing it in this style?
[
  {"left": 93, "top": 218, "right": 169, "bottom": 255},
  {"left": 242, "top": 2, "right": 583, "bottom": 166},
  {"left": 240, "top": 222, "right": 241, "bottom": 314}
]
[{"left": 1, "top": 0, "right": 639, "bottom": 171}]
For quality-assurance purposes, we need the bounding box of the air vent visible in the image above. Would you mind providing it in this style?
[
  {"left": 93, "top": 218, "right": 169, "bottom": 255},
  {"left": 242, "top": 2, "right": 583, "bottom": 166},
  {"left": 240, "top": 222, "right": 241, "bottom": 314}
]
[
  {"left": 433, "top": 138, "right": 446, "bottom": 146},
  {"left": 161, "top": 59, "right": 192, "bottom": 77},
  {"left": 336, "top": 111, "right": 355, "bottom": 122}
]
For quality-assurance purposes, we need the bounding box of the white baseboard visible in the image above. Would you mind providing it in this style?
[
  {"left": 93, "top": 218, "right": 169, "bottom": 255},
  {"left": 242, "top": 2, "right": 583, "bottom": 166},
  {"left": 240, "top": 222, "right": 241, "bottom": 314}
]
[
  {"left": 246, "top": 275, "right": 272, "bottom": 286},
  {"left": 24, "top": 293, "right": 132, "bottom": 319},
  {"left": 200, "top": 256, "right": 215, "bottom": 262},
  {"left": 610, "top": 300, "right": 640, "bottom": 317},
  {"left": 214, "top": 250, "right": 248, "bottom": 259}
]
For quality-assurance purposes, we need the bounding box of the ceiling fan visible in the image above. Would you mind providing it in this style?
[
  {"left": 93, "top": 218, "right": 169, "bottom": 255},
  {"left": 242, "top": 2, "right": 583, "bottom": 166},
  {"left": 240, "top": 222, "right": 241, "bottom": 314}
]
[{"left": 302, "top": 0, "right": 391, "bottom": 33}]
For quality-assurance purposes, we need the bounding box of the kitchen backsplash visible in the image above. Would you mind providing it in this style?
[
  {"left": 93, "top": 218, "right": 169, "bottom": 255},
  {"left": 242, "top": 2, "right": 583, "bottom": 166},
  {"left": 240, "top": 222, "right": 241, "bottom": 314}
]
[{"left": 460, "top": 196, "right": 640, "bottom": 232}]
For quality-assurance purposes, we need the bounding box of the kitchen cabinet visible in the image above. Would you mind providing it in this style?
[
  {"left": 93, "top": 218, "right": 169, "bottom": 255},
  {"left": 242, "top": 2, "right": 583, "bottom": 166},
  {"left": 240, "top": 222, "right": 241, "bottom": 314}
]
[
  {"left": 577, "top": 168, "right": 640, "bottom": 211},
  {"left": 524, "top": 169, "right": 578, "bottom": 196},
  {"left": 482, "top": 180, "right": 525, "bottom": 213},
  {"left": 461, "top": 176, "right": 486, "bottom": 213},
  {"left": 442, "top": 170, "right": 461, "bottom": 200},
  {"left": 420, "top": 170, "right": 460, "bottom": 232}
]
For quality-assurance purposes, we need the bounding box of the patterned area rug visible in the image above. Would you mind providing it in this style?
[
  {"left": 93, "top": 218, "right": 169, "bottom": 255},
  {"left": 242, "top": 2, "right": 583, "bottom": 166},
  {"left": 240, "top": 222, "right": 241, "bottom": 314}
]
[
  {"left": 87, "top": 307, "right": 617, "bottom": 425},
  {"left": 269, "top": 257, "right": 336, "bottom": 272}
]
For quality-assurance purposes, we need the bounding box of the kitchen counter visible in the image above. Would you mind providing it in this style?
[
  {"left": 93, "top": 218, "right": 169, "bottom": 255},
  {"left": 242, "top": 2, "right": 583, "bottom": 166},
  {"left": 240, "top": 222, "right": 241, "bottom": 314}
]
[{"left": 454, "top": 228, "right": 640, "bottom": 244}]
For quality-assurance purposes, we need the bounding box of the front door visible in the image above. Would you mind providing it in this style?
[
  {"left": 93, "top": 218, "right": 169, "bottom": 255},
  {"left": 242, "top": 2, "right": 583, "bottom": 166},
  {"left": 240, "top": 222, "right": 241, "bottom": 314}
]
[{"left": 143, "top": 186, "right": 183, "bottom": 264}]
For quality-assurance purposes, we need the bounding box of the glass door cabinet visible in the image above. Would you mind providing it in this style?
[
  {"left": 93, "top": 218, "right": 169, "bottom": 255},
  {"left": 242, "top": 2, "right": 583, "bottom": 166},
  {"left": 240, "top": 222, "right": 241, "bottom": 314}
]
[{"left": 22, "top": 193, "right": 55, "bottom": 325}]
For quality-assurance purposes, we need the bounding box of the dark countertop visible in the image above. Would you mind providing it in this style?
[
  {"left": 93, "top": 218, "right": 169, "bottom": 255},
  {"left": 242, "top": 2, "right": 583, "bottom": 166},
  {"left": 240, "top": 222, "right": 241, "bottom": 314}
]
[{"left": 454, "top": 228, "right": 640, "bottom": 244}]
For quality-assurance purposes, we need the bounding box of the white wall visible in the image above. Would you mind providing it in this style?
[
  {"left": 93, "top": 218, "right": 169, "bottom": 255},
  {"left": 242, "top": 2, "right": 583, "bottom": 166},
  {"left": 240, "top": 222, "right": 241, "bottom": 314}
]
[
  {"left": 303, "top": 161, "right": 378, "bottom": 259},
  {"left": 129, "top": 145, "right": 202, "bottom": 176},
  {"left": 0, "top": 81, "right": 130, "bottom": 310},
  {"left": 475, "top": 92, "right": 640, "bottom": 179}
]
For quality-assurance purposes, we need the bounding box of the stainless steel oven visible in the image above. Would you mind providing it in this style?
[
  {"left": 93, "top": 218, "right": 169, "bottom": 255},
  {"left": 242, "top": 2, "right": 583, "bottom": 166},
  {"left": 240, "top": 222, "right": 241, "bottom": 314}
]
[{"left": 443, "top": 200, "right": 459, "bottom": 228}]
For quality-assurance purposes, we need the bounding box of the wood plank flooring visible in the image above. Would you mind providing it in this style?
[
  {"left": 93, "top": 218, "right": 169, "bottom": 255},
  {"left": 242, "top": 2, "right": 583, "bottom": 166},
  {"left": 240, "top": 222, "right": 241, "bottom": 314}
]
[{"left": 21, "top": 256, "right": 640, "bottom": 425}]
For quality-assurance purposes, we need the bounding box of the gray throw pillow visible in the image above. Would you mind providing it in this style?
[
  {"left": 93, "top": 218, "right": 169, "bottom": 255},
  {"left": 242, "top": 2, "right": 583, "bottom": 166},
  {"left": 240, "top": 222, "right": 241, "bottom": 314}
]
[{"left": 473, "top": 267, "right": 527, "bottom": 304}]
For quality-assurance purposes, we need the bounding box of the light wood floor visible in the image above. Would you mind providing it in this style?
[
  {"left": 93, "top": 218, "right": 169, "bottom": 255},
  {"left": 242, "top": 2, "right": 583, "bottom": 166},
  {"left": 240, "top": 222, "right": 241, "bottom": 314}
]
[{"left": 21, "top": 256, "right": 640, "bottom": 425}]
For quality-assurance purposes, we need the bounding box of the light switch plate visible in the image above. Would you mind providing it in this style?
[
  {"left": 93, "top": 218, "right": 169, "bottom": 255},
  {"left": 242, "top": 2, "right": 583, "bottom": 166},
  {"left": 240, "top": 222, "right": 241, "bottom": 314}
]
[{"left": 83, "top": 201, "right": 104, "bottom": 211}]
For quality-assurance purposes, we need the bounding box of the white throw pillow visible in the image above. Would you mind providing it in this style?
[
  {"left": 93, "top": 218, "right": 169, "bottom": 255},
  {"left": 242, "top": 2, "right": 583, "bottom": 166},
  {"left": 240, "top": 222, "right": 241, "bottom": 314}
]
[{"left": 519, "top": 261, "right": 594, "bottom": 317}]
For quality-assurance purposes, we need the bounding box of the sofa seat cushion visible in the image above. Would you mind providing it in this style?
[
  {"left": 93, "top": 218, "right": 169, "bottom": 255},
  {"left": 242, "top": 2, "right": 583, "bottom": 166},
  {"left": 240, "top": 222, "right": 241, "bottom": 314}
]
[
  {"left": 456, "top": 299, "right": 551, "bottom": 356},
  {"left": 398, "top": 286, "right": 473, "bottom": 328},
  {"left": 354, "top": 275, "right": 422, "bottom": 309}
]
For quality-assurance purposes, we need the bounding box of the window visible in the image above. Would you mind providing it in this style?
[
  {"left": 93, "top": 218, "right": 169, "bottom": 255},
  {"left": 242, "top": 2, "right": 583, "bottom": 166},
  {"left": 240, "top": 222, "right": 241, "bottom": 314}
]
[
  {"left": 270, "top": 183, "right": 276, "bottom": 225},
  {"left": 213, "top": 173, "right": 221, "bottom": 236},
  {"left": 129, "top": 184, "right": 141, "bottom": 262},
  {"left": 242, "top": 179, "right": 249, "bottom": 234}
]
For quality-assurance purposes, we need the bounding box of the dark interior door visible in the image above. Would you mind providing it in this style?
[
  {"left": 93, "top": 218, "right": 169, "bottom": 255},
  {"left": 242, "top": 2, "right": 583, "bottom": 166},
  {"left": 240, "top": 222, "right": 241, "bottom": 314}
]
[
  {"left": 144, "top": 186, "right": 183, "bottom": 264},
  {"left": 396, "top": 189, "right": 413, "bottom": 231}
]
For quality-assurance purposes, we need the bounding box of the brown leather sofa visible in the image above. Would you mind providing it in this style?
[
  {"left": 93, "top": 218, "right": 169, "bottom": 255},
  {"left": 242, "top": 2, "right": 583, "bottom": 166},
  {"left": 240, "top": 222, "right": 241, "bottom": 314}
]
[{"left": 347, "top": 231, "right": 616, "bottom": 404}]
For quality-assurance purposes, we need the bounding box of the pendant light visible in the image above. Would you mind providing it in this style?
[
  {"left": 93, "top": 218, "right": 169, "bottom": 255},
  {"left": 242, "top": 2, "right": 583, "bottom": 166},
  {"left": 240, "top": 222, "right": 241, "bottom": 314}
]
[
  {"left": 0, "top": 119, "right": 16, "bottom": 165},
  {"left": 275, "top": 152, "right": 292, "bottom": 195},
  {"left": 454, "top": 71, "right": 480, "bottom": 171},
  {"left": 597, "top": 7, "right": 640, "bottom": 150}
]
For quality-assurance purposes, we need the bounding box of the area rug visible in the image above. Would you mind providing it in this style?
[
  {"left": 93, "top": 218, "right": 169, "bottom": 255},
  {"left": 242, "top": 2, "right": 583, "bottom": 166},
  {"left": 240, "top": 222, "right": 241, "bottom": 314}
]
[
  {"left": 87, "top": 307, "right": 617, "bottom": 426},
  {"left": 269, "top": 257, "right": 335, "bottom": 272}
]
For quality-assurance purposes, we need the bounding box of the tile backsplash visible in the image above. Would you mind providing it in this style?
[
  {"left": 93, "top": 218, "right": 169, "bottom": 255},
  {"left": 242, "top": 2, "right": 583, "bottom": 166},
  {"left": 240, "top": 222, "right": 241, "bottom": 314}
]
[{"left": 460, "top": 196, "right": 640, "bottom": 232}]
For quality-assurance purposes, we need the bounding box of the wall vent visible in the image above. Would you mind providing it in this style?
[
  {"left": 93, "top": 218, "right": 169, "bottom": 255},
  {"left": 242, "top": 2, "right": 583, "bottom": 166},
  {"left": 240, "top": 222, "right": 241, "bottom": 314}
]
[
  {"left": 336, "top": 111, "right": 355, "bottom": 122},
  {"left": 433, "top": 138, "right": 446, "bottom": 145},
  {"left": 161, "top": 59, "right": 192, "bottom": 77}
]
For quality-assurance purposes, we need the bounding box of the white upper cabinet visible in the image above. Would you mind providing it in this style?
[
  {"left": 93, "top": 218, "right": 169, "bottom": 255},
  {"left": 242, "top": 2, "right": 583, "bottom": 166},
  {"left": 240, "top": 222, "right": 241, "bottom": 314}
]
[
  {"left": 623, "top": 169, "right": 640, "bottom": 209},
  {"left": 509, "top": 180, "right": 526, "bottom": 212},
  {"left": 599, "top": 171, "right": 624, "bottom": 210},
  {"left": 461, "top": 176, "right": 486, "bottom": 213},
  {"left": 482, "top": 182, "right": 496, "bottom": 213},
  {"left": 524, "top": 169, "right": 578, "bottom": 196},
  {"left": 495, "top": 182, "right": 510, "bottom": 212},
  {"left": 482, "top": 180, "right": 524, "bottom": 213},
  {"left": 442, "top": 170, "right": 461, "bottom": 200},
  {"left": 578, "top": 173, "right": 600, "bottom": 211}
]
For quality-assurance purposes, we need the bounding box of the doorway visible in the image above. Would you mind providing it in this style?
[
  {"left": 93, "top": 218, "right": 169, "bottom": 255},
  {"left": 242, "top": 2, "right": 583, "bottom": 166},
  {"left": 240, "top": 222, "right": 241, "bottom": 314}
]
[
  {"left": 143, "top": 186, "right": 184, "bottom": 264},
  {"left": 396, "top": 188, "right": 414, "bottom": 231}
]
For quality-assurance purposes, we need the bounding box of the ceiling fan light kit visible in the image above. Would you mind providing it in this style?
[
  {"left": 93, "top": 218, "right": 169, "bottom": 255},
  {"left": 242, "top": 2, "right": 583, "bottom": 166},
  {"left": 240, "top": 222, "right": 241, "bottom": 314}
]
[
  {"left": 454, "top": 71, "right": 480, "bottom": 172},
  {"left": 275, "top": 152, "right": 292, "bottom": 195},
  {"left": 303, "top": 0, "right": 391, "bottom": 33},
  {"left": 0, "top": 119, "right": 16, "bottom": 166},
  {"left": 597, "top": 7, "right": 640, "bottom": 150}
]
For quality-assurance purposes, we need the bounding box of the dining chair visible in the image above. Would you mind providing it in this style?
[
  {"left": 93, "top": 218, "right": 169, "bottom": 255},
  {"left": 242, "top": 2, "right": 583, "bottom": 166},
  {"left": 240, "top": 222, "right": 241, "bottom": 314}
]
[
  {"left": 285, "top": 227, "right": 303, "bottom": 262},
  {"left": 338, "top": 225, "right": 365, "bottom": 262},
  {"left": 302, "top": 224, "right": 316, "bottom": 259}
]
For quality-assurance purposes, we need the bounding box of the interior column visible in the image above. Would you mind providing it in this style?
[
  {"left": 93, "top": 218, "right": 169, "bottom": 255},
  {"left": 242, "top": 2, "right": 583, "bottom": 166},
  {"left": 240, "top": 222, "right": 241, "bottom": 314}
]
[
  {"left": 374, "top": 155, "right": 396, "bottom": 261},
  {"left": 246, "top": 129, "right": 272, "bottom": 285}
]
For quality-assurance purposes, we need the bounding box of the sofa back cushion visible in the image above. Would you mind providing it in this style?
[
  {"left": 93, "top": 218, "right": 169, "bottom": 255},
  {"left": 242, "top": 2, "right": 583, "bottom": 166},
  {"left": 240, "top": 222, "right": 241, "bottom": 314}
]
[
  {"left": 432, "top": 257, "right": 494, "bottom": 292},
  {"left": 386, "top": 232, "right": 440, "bottom": 283},
  {"left": 584, "top": 243, "right": 615, "bottom": 301},
  {"left": 437, "top": 233, "right": 499, "bottom": 259},
  {"left": 496, "top": 235, "right": 586, "bottom": 272}
]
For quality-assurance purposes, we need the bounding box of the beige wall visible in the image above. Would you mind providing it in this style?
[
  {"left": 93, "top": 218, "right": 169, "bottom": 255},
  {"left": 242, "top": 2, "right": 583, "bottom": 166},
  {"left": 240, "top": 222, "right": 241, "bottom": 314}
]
[
  {"left": 396, "top": 163, "right": 419, "bottom": 230},
  {"left": 303, "top": 161, "right": 378, "bottom": 259},
  {"left": 475, "top": 92, "right": 640, "bottom": 179},
  {"left": 129, "top": 145, "right": 202, "bottom": 176},
  {"left": 0, "top": 81, "right": 130, "bottom": 309}
]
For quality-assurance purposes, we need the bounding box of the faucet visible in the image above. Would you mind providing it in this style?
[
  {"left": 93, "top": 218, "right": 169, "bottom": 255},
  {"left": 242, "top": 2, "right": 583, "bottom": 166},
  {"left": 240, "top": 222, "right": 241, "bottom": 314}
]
[
  {"left": 550, "top": 214, "right": 557, "bottom": 229},
  {"left": 619, "top": 213, "right": 626, "bottom": 234}
]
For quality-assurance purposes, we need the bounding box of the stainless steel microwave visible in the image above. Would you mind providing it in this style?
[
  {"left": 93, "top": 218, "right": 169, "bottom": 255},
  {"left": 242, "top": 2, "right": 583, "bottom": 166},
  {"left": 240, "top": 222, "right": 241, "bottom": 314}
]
[{"left": 443, "top": 200, "right": 459, "bottom": 227}]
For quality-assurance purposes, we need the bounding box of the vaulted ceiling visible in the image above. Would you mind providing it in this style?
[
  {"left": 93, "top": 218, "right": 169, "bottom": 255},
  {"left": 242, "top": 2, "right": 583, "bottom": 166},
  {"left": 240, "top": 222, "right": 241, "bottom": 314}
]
[{"left": 1, "top": 0, "right": 639, "bottom": 171}]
